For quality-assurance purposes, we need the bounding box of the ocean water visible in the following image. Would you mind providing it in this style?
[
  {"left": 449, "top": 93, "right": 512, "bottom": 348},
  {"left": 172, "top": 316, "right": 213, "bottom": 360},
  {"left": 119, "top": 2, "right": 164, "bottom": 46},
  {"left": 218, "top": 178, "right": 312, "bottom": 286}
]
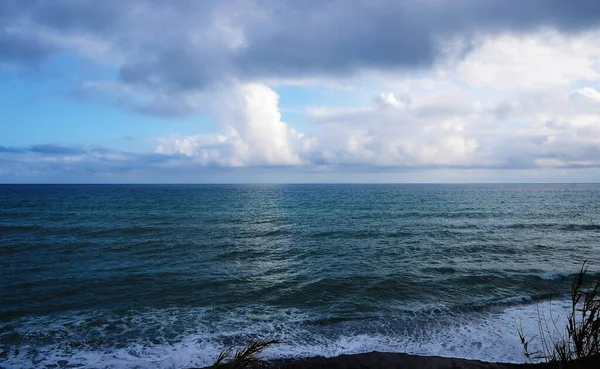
[{"left": 1, "top": 184, "right": 600, "bottom": 368}]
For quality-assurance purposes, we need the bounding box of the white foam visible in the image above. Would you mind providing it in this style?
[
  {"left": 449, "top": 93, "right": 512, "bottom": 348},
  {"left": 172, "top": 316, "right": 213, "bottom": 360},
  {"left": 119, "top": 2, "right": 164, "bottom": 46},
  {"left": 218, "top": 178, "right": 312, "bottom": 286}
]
[
  {"left": 539, "top": 272, "right": 565, "bottom": 280},
  {"left": 495, "top": 295, "right": 534, "bottom": 305},
  {"left": 1, "top": 299, "right": 574, "bottom": 368}
]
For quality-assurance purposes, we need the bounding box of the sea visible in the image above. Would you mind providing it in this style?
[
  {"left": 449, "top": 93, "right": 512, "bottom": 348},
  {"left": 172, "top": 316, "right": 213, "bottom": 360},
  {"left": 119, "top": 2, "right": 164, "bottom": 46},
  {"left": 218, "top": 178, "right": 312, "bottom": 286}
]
[{"left": 1, "top": 184, "right": 600, "bottom": 369}]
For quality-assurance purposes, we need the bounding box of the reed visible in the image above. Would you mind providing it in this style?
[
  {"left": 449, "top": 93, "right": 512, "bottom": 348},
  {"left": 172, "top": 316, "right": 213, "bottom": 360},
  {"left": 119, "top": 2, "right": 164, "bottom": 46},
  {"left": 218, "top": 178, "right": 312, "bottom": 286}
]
[
  {"left": 518, "top": 261, "right": 600, "bottom": 368},
  {"left": 209, "top": 340, "right": 281, "bottom": 369}
]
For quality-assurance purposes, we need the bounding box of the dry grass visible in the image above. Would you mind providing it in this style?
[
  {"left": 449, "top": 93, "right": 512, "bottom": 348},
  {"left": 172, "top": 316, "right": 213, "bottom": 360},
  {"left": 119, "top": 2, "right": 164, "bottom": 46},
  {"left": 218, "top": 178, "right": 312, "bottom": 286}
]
[
  {"left": 518, "top": 261, "right": 600, "bottom": 368},
  {"left": 209, "top": 340, "right": 281, "bottom": 369}
]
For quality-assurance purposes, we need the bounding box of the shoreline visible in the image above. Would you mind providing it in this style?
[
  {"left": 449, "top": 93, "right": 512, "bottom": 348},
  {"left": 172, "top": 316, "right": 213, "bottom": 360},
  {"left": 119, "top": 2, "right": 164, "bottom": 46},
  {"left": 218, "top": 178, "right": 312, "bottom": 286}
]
[{"left": 199, "top": 351, "right": 600, "bottom": 369}]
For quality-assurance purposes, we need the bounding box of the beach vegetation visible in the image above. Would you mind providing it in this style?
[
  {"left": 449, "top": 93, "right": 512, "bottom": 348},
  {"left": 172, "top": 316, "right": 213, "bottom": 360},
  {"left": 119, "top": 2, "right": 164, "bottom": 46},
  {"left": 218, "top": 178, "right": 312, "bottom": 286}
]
[
  {"left": 209, "top": 339, "right": 280, "bottom": 369},
  {"left": 518, "top": 261, "right": 600, "bottom": 368}
]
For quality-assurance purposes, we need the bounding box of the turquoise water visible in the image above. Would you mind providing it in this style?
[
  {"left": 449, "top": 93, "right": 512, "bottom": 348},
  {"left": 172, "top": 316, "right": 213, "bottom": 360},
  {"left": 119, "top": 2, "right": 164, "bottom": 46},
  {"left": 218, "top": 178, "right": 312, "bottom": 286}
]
[{"left": 1, "top": 184, "right": 600, "bottom": 368}]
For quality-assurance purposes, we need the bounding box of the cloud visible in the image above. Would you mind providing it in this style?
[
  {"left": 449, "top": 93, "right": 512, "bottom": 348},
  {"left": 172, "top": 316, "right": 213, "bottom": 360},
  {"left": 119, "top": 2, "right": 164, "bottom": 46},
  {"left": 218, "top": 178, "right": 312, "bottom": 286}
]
[
  {"left": 18, "top": 25, "right": 600, "bottom": 176},
  {"left": 3, "top": 0, "right": 600, "bottom": 87},
  {"left": 0, "top": 31, "right": 55, "bottom": 67},
  {"left": 0, "top": 145, "right": 23, "bottom": 152},
  {"left": 29, "top": 144, "right": 87, "bottom": 155},
  {"left": 2, "top": 1, "right": 600, "bottom": 182},
  {"left": 155, "top": 83, "right": 305, "bottom": 166},
  {"left": 150, "top": 84, "right": 600, "bottom": 173},
  {"left": 572, "top": 87, "right": 600, "bottom": 104},
  {"left": 0, "top": 144, "right": 194, "bottom": 181},
  {"left": 451, "top": 30, "right": 600, "bottom": 89},
  {"left": 303, "top": 92, "right": 482, "bottom": 168}
]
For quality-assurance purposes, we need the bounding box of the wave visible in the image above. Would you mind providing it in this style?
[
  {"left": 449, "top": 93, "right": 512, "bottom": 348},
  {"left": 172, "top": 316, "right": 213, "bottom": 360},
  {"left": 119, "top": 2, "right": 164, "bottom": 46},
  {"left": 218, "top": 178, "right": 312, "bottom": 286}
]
[
  {"left": 420, "top": 269, "right": 574, "bottom": 283},
  {"left": 0, "top": 225, "right": 45, "bottom": 233},
  {"left": 308, "top": 230, "right": 414, "bottom": 239},
  {"left": 500, "top": 223, "right": 600, "bottom": 231},
  {"left": 538, "top": 272, "right": 566, "bottom": 280},
  {"left": 0, "top": 299, "right": 573, "bottom": 369},
  {"left": 533, "top": 270, "right": 600, "bottom": 281},
  {"left": 420, "top": 266, "right": 457, "bottom": 274}
]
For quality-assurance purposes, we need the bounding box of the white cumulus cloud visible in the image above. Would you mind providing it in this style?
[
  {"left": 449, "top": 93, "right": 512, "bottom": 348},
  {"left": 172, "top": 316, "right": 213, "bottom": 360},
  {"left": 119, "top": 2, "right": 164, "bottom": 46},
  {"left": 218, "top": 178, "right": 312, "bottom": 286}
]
[{"left": 155, "top": 84, "right": 305, "bottom": 167}]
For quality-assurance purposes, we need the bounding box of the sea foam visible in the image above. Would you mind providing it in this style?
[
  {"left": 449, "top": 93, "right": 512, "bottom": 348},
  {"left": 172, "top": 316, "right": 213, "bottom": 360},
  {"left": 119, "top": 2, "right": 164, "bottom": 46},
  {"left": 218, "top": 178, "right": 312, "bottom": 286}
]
[{"left": 1, "top": 298, "right": 572, "bottom": 369}]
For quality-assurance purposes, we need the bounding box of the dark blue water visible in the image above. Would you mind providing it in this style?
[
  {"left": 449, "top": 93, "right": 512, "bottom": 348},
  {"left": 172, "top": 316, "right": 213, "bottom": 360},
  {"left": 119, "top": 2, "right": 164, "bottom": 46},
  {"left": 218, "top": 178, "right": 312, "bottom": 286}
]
[{"left": 1, "top": 184, "right": 600, "bottom": 368}]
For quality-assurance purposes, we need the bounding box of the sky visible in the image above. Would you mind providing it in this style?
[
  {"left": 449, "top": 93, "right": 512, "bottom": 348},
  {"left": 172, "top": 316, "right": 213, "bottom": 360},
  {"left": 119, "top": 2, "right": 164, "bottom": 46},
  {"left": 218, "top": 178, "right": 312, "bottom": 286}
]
[{"left": 2, "top": 0, "right": 600, "bottom": 183}]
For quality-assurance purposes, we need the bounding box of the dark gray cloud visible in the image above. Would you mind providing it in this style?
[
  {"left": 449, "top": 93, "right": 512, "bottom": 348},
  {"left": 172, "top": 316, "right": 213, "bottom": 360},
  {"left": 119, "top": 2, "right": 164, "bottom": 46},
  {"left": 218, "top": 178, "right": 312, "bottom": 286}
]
[
  {"left": 29, "top": 144, "right": 87, "bottom": 155},
  {"left": 0, "top": 31, "right": 56, "bottom": 67},
  {"left": 2, "top": 0, "right": 600, "bottom": 89},
  {"left": 234, "top": 0, "right": 600, "bottom": 81},
  {"left": 0, "top": 146, "right": 25, "bottom": 153},
  {"left": 0, "top": 144, "right": 193, "bottom": 181},
  {"left": 0, "top": 0, "right": 120, "bottom": 65}
]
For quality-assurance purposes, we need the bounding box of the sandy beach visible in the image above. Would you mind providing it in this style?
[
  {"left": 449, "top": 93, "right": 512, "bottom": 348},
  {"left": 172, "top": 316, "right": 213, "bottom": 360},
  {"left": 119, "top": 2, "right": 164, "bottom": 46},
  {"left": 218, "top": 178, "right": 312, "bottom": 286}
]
[{"left": 200, "top": 352, "right": 600, "bottom": 369}]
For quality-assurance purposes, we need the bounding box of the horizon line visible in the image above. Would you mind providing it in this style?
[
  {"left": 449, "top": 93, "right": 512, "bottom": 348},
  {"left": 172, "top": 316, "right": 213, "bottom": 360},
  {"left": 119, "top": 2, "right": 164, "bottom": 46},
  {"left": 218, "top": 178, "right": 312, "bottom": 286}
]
[{"left": 1, "top": 182, "right": 599, "bottom": 185}]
